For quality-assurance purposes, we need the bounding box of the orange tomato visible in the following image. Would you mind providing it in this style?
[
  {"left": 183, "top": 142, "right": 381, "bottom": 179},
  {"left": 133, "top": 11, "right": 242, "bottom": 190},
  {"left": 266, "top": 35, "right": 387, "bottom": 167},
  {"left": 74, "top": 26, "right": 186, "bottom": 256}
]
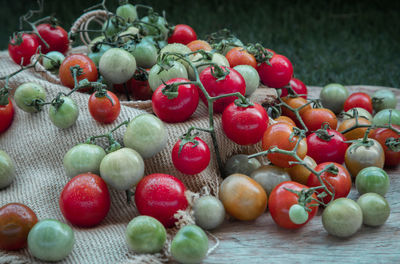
[
  {"left": 274, "top": 116, "right": 296, "bottom": 126},
  {"left": 281, "top": 96, "right": 312, "bottom": 128},
  {"left": 338, "top": 118, "right": 371, "bottom": 140},
  {"left": 59, "top": 54, "right": 98, "bottom": 90},
  {"left": 301, "top": 108, "right": 338, "bottom": 131},
  {"left": 187, "top": 40, "right": 212, "bottom": 52},
  {"left": 225, "top": 47, "right": 257, "bottom": 69},
  {"left": 286, "top": 155, "right": 317, "bottom": 185}
]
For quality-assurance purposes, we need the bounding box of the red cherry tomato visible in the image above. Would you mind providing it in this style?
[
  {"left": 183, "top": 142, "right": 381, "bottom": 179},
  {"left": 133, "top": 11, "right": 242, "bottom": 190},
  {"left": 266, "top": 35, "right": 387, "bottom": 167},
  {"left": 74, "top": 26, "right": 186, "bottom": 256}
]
[
  {"left": 281, "top": 77, "right": 307, "bottom": 99},
  {"left": 369, "top": 125, "right": 400, "bottom": 167},
  {"left": 199, "top": 66, "right": 246, "bottom": 113},
  {"left": 88, "top": 90, "right": 121, "bottom": 123},
  {"left": 269, "top": 181, "right": 318, "bottom": 229},
  {"left": 0, "top": 203, "right": 38, "bottom": 250},
  {"left": 306, "top": 129, "right": 348, "bottom": 164},
  {"left": 135, "top": 174, "right": 188, "bottom": 228},
  {"left": 36, "top": 23, "right": 69, "bottom": 54},
  {"left": 0, "top": 98, "right": 14, "bottom": 134},
  {"left": 59, "top": 173, "right": 110, "bottom": 227},
  {"left": 168, "top": 24, "right": 197, "bottom": 45},
  {"left": 59, "top": 54, "right": 98, "bottom": 90},
  {"left": 225, "top": 47, "right": 257, "bottom": 69},
  {"left": 343, "top": 92, "right": 373, "bottom": 114},
  {"left": 257, "top": 54, "right": 293, "bottom": 88},
  {"left": 222, "top": 101, "right": 269, "bottom": 145},
  {"left": 8, "top": 33, "right": 39, "bottom": 66},
  {"left": 152, "top": 78, "right": 199, "bottom": 123},
  {"left": 307, "top": 162, "right": 352, "bottom": 204},
  {"left": 172, "top": 137, "right": 211, "bottom": 175},
  {"left": 113, "top": 70, "right": 153, "bottom": 100},
  {"left": 301, "top": 108, "right": 338, "bottom": 132}
]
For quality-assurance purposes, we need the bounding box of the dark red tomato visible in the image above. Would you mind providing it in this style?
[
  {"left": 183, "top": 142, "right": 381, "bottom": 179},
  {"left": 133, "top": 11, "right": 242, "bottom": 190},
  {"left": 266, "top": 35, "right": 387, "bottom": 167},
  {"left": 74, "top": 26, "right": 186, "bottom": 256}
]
[
  {"left": 59, "top": 173, "right": 110, "bottom": 227},
  {"left": 257, "top": 54, "right": 293, "bottom": 88},
  {"left": 306, "top": 129, "right": 348, "bottom": 164},
  {"left": 307, "top": 162, "right": 352, "bottom": 204},
  {"left": 281, "top": 78, "right": 307, "bottom": 99},
  {"left": 88, "top": 91, "right": 121, "bottom": 123},
  {"left": 369, "top": 125, "right": 400, "bottom": 167},
  {"left": 199, "top": 66, "right": 246, "bottom": 113},
  {"left": 135, "top": 173, "right": 188, "bottom": 228},
  {"left": 152, "top": 78, "right": 199, "bottom": 123},
  {"left": 168, "top": 24, "right": 197, "bottom": 45},
  {"left": 36, "top": 23, "right": 69, "bottom": 54},
  {"left": 0, "top": 98, "right": 14, "bottom": 134},
  {"left": 222, "top": 102, "right": 269, "bottom": 145},
  {"left": 268, "top": 181, "right": 318, "bottom": 229},
  {"left": 301, "top": 108, "right": 338, "bottom": 132},
  {"left": 114, "top": 77, "right": 153, "bottom": 100},
  {"left": 0, "top": 203, "right": 38, "bottom": 250},
  {"left": 59, "top": 54, "right": 98, "bottom": 90},
  {"left": 8, "top": 33, "right": 39, "bottom": 66},
  {"left": 343, "top": 92, "right": 373, "bottom": 114},
  {"left": 172, "top": 137, "right": 211, "bottom": 175}
]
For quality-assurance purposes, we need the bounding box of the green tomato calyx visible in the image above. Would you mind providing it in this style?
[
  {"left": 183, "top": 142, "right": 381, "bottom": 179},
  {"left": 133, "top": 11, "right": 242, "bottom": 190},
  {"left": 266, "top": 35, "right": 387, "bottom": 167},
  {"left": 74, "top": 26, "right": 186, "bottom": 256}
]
[
  {"left": 314, "top": 123, "right": 334, "bottom": 142},
  {"left": 386, "top": 137, "right": 400, "bottom": 152}
]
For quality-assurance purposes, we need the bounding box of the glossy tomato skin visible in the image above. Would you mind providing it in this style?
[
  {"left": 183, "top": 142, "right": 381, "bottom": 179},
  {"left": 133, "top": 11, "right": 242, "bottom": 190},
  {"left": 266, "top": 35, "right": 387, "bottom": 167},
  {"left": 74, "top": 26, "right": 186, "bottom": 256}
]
[
  {"left": 257, "top": 54, "right": 293, "bottom": 88},
  {"left": 225, "top": 47, "right": 257, "bottom": 69},
  {"left": 187, "top": 40, "right": 212, "bottom": 52},
  {"left": 59, "top": 54, "right": 98, "bottom": 90},
  {"left": 59, "top": 173, "right": 110, "bottom": 227},
  {"left": 0, "top": 203, "right": 38, "bottom": 250},
  {"left": 281, "top": 96, "right": 311, "bottom": 128},
  {"left": 281, "top": 78, "right": 308, "bottom": 99},
  {"left": 343, "top": 92, "right": 373, "bottom": 114},
  {"left": 36, "top": 24, "right": 69, "bottom": 54},
  {"left": 369, "top": 125, "right": 400, "bottom": 167},
  {"left": 222, "top": 102, "right": 269, "bottom": 145},
  {"left": 88, "top": 91, "right": 120, "bottom": 123},
  {"left": 172, "top": 137, "right": 211, "bottom": 175},
  {"left": 0, "top": 98, "right": 14, "bottom": 133},
  {"left": 8, "top": 33, "right": 39, "bottom": 66},
  {"left": 168, "top": 24, "right": 197, "bottom": 45},
  {"left": 152, "top": 78, "right": 199, "bottom": 123},
  {"left": 199, "top": 66, "right": 246, "bottom": 113},
  {"left": 274, "top": 116, "right": 296, "bottom": 126},
  {"left": 307, "top": 162, "right": 352, "bottom": 204},
  {"left": 301, "top": 108, "right": 338, "bottom": 132},
  {"left": 269, "top": 181, "right": 318, "bottom": 229},
  {"left": 306, "top": 129, "right": 348, "bottom": 164},
  {"left": 135, "top": 174, "right": 188, "bottom": 228}
]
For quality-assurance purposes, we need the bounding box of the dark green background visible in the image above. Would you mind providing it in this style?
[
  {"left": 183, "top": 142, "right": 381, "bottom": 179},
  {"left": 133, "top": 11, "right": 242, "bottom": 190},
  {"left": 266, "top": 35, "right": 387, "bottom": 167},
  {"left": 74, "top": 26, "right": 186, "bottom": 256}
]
[{"left": 1, "top": 0, "right": 399, "bottom": 87}]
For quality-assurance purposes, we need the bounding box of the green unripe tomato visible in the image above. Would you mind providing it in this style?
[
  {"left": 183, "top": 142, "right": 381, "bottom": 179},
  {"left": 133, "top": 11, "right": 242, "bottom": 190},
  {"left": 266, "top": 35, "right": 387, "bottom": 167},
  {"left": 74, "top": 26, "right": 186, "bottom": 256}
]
[
  {"left": 99, "top": 48, "right": 136, "bottom": 84},
  {"left": 116, "top": 3, "right": 138, "bottom": 23},
  {"left": 320, "top": 83, "right": 349, "bottom": 114},
  {"left": 159, "top": 43, "right": 192, "bottom": 71},
  {"left": 355, "top": 166, "right": 390, "bottom": 196},
  {"left": 224, "top": 154, "right": 261, "bottom": 177},
  {"left": 125, "top": 215, "right": 166, "bottom": 253},
  {"left": 14, "top": 82, "right": 46, "bottom": 113},
  {"left": 102, "top": 19, "right": 120, "bottom": 37},
  {"left": 43, "top": 51, "right": 65, "bottom": 71},
  {"left": 171, "top": 225, "right": 209, "bottom": 264},
  {"left": 372, "top": 89, "right": 397, "bottom": 113},
  {"left": 148, "top": 61, "right": 188, "bottom": 92},
  {"left": 118, "top": 27, "right": 140, "bottom": 43},
  {"left": 233, "top": 65, "right": 260, "bottom": 96},
  {"left": 0, "top": 150, "right": 15, "bottom": 189},
  {"left": 141, "top": 15, "right": 169, "bottom": 40},
  {"left": 250, "top": 165, "right": 291, "bottom": 195},
  {"left": 48, "top": 96, "right": 79, "bottom": 129},
  {"left": 357, "top": 193, "right": 390, "bottom": 227},
  {"left": 372, "top": 109, "right": 400, "bottom": 126},
  {"left": 289, "top": 204, "right": 308, "bottom": 225},
  {"left": 128, "top": 41, "right": 158, "bottom": 68},
  {"left": 193, "top": 196, "right": 225, "bottom": 230}
]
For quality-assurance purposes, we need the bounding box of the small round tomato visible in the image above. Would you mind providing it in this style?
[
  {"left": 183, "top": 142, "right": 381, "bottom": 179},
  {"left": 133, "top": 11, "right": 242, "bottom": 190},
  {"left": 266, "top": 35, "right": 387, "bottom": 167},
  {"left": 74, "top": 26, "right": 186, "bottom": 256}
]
[
  {"left": 250, "top": 165, "right": 291, "bottom": 195},
  {"left": 148, "top": 61, "right": 188, "bottom": 92},
  {"left": 60, "top": 173, "right": 110, "bottom": 227},
  {"left": 159, "top": 43, "right": 192, "bottom": 70},
  {"left": 338, "top": 117, "right": 372, "bottom": 141},
  {"left": 42, "top": 51, "right": 65, "bottom": 71},
  {"left": 219, "top": 174, "right": 267, "bottom": 221},
  {"left": 225, "top": 47, "right": 257, "bottom": 69},
  {"left": 274, "top": 116, "right": 296, "bottom": 126},
  {"left": 357, "top": 193, "right": 390, "bottom": 227},
  {"left": 319, "top": 83, "right": 349, "bottom": 114},
  {"left": 168, "top": 24, "right": 197, "bottom": 45},
  {"left": 172, "top": 136, "right": 210, "bottom": 175},
  {"left": 59, "top": 54, "right": 98, "bottom": 90},
  {"left": 301, "top": 108, "right": 338, "bottom": 132},
  {"left": 286, "top": 155, "right": 317, "bottom": 185},
  {"left": 116, "top": 3, "right": 138, "bottom": 22},
  {"left": 306, "top": 129, "right": 348, "bottom": 164},
  {"left": 343, "top": 92, "right": 373, "bottom": 114},
  {"left": 128, "top": 40, "right": 157, "bottom": 69},
  {"left": 280, "top": 96, "right": 311, "bottom": 127},
  {"left": 8, "top": 33, "right": 39, "bottom": 66},
  {"left": 223, "top": 154, "right": 261, "bottom": 177},
  {"left": 0, "top": 150, "right": 15, "bottom": 189},
  {"left": 342, "top": 107, "right": 373, "bottom": 121},
  {"left": 262, "top": 123, "right": 308, "bottom": 168},
  {"left": 188, "top": 52, "right": 229, "bottom": 80},
  {"left": 355, "top": 167, "right": 390, "bottom": 196},
  {"left": 171, "top": 225, "right": 208, "bottom": 264},
  {"left": 369, "top": 125, "right": 400, "bottom": 167},
  {"left": 257, "top": 54, "right": 293, "bottom": 88},
  {"left": 372, "top": 109, "right": 400, "bottom": 126},
  {"left": 372, "top": 89, "right": 397, "bottom": 113},
  {"left": 268, "top": 181, "right": 318, "bottom": 229},
  {"left": 14, "top": 82, "right": 46, "bottom": 113},
  {"left": 0, "top": 203, "right": 38, "bottom": 250},
  {"left": 281, "top": 78, "right": 308, "bottom": 99},
  {"left": 0, "top": 98, "right": 14, "bottom": 134},
  {"left": 307, "top": 162, "right": 352, "bottom": 204},
  {"left": 135, "top": 173, "right": 188, "bottom": 228},
  {"left": 141, "top": 15, "right": 169, "bottom": 40},
  {"left": 187, "top": 39, "right": 212, "bottom": 52},
  {"left": 193, "top": 196, "right": 225, "bottom": 230},
  {"left": 233, "top": 65, "right": 260, "bottom": 96},
  {"left": 88, "top": 90, "right": 120, "bottom": 124},
  {"left": 36, "top": 23, "right": 69, "bottom": 54},
  {"left": 222, "top": 101, "right": 269, "bottom": 145},
  {"left": 99, "top": 48, "right": 136, "bottom": 84},
  {"left": 48, "top": 96, "right": 79, "bottom": 129}
]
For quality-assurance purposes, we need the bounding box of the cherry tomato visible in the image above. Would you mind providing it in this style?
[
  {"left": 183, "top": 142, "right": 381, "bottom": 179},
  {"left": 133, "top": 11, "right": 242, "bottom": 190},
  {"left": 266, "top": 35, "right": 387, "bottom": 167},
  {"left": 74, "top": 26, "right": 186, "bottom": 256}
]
[
  {"left": 369, "top": 125, "right": 400, "bottom": 167},
  {"left": 307, "top": 162, "right": 352, "bottom": 204},
  {"left": 88, "top": 91, "right": 120, "bottom": 123},
  {"left": 187, "top": 40, "right": 212, "bottom": 52},
  {"left": 281, "top": 96, "right": 311, "bottom": 127},
  {"left": 225, "top": 47, "right": 257, "bottom": 69},
  {"left": 338, "top": 117, "right": 371, "bottom": 141},
  {"left": 274, "top": 116, "right": 296, "bottom": 126},
  {"left": 59, "top": 173, "right": 110, "bottom": 227},
  {"left": 0, "top": 98, "right": 14, "bottom": 133},
  {"left": 8, "top": 33, "right": 39, "bottom": 66},
  {"left": 59, "top": 54, "right": 98, "bottom": 90},
  {"left": 199, "top": 66, "right": 246, "bottom": 113},
  {"left": 306, "top": 129, "right": 348, "bottom": 164},
  {"left": 268, "top": 181, "right": 318, "bottom": 229},
  {"left": 343, "top": 92, "right": 373, "bottom": 114},
  {"left": 168, "top": 24, "right": 197, "bottom": 45},
  {"left": 171, "top": 225, "right": 208, "bottom": 264},
  {"left": 0, "top": 203, "right": 38, "bottom": 250},
  {"left": 152, "top": 78, "right": 199, "bottom": 123},
  {"left": 114, "top": 71, "right": 153, "bottom": 101},
  {"left": 356, "top": 167, "right": 390, "bottom": 197},
  {"left": 286, "top": 155, "right": 317, "bottom": 185},
  {"left": 301, "top": 108, "right": 338, "bottom": 132},
  {"left": 222, "top": 101, "right": 269, "bottom": 145},
  {"left": 172, "top": 136, "right": 211, "bottom": 175},
  {"left": 36, "top": 23, "right": 69, "bottom": 54},
  {"left": 135, "top": 174, "right": 188, "bottom": 228},
  {"left": 262, "top": 123, "right": 307, "bottom": 168},
  {"left": 257, "top": 54, "right": 293, "bottom": 88},
  {"left": 281, "top": 78, "right": 308, "bottom": 99}
]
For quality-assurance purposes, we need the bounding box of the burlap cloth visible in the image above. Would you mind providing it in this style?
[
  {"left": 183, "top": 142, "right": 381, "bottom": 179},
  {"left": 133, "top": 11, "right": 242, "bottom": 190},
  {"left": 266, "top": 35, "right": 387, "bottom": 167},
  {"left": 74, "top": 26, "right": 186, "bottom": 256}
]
[{"left": 0, "top": 48, "right": 277, "bottom": 263}]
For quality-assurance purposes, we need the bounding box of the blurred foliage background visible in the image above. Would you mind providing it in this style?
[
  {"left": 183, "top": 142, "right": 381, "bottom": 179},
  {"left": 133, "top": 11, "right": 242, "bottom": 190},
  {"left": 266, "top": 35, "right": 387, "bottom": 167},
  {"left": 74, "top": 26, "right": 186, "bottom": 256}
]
[{"left": 0, "top": 0, "right": 399, "bottom": 87}]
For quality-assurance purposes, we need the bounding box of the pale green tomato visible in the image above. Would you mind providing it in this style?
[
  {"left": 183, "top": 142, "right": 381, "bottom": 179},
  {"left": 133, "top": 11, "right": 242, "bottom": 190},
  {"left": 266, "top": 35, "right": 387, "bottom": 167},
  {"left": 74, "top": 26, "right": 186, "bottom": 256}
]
[
  {"left": 28, "top": 219, "right": 74, "bottom": 262},
  {"left": 160, "top": 43, "right": 192, "bottom": 71},
  {"left": 14, "top": 82, "right": 46, "bottom": 113},
  {"left": 342, "top": 107, "right": 373, "bottom": 121},
  {"left": 233, "top": 65, "right": 260, "bottom": 96},
  {"left": 123, "top": 114, "right": 168, "bottom": 158},
  {"left": 289, "top": 204, "right": 308, "bottom": 225},
  {"left": 372, "top": 109, "right": 400, "bottom": 126},
  {"left": 250, "top": 165, "right": 291, "bottom": 195},
  {"left": 43, "top": 51, "right": 65, "bottom": 71},
  {"left": 0, "top": 150, "right": 15, "bottom": 189},
  {"left": 99, "top": 48, "right": 136, "bottom": 84},
  {"left": 223, "top": 154, "right": 261, "bottom": 177},
  {"left": 357, "top": 193, "right": 390, "bottom": 227},
  {"left": 48, "top": 96, "right": 79, "bottom": 129},
  {"left": 63, "top": 143, "right": 106, "bottom": 178},
  {"left": 193, "top": 196, "right": 225, "bottom": 230},
  {"left": 128, "top": 41, "right": 158, "bottom": 68},
  {"left": 125, "top": 215, "right": 166, "bottom": 253},
  {"left": 320, "top": 83, "right": 349, "bottom": 114},
  {"left": 188, "top": 52, "right": 230, "bottom": 80},
  {"left": 141, "top": 15, "right": 169, "bottom": 40},
  {"left": 118, "top": 27, "right": 140, "bottom": 43},
  {"left": 116, "top": 3, "right": 138, "bottom": 23},
  {"left": 372, "top": 89, "right": 397, "bottom": 113},
  {"left": 171, "top": 225, "right": 209, "bottom": 264},
  {"left": 148, "top": 61, "right": 188, "bottom": 92}
]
